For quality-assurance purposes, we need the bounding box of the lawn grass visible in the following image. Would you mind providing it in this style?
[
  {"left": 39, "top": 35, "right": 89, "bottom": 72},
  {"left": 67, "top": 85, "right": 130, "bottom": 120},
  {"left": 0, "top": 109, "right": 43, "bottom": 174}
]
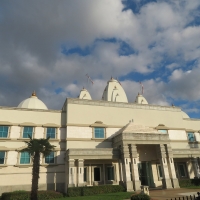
[{"left": 51, "top": 192, "right": 133, "bottom": 200}]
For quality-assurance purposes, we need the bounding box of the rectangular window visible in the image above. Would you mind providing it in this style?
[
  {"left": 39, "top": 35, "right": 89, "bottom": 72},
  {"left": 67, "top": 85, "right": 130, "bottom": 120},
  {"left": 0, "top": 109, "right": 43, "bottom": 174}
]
[
  {"left": 107, "top": 166, "right": 114, "bottom": 181},
  {"left": 94, "top": 127, "right": 105, "bottom": 138},
  {"left": 47, "top": 127, "right": 56, "bottom": 139},
  {"left": 187, "top": 132, "right": 195, "bottom": 142},
  {"left": 178, "top": 163, "right": 187, "bottom": 178},
  {"left": 0, "top": 151, "right": 5, "bottom": 164},
  {"left": 94, "top": 167, "right": 100, "bottom": 181},
  {"left": 23, "top": 127, "right": 33, "bottom": 138},
  {"left": 45, "top": 152, "right": 54, "bottom": 164},
  {"left": 20, "top": 152, "right": 30, "bottom": 164},
  {"left": 0, "top": 126, "right": 9, "bottom": 138},
  {"left": 158, "top": 129, "right": 167, "bottom": 134},
  {"left": 84, "top": 167, "right": 87, "bottom": 182}
]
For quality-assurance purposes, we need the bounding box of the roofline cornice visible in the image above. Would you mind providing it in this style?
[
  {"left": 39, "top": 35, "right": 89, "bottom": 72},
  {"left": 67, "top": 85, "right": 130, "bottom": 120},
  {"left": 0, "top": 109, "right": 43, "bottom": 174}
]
[{"left": 66, "top": 98, "right": 181, "bottom": 112}]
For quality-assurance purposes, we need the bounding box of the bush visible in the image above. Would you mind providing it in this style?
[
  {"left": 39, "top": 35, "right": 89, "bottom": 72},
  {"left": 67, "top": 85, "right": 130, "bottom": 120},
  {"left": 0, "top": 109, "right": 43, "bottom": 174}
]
[
  {"left": 1, "top": 190, "right": 63, "bottom": 200},
  {"left": 131, "top": 194, "right": 151, "bottom": 200},
  {"left": 179, "top": 179, "right": 200, "bottom": 187},
  {"left": 67, "top": 185, "right": 126, "bottom": 197}
]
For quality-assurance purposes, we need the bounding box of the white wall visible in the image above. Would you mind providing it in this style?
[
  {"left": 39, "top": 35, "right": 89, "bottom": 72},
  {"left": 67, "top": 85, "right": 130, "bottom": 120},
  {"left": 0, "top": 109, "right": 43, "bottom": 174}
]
[
  {"left": 168, "top": 130, "right": 187, "bottom": 140},
  {"left": 67, "top": 126, "right": 92, "bottom": 138}
]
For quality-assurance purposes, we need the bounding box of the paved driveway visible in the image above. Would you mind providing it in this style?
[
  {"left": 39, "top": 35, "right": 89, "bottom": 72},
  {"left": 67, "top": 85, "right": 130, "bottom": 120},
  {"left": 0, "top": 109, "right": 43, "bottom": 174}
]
[{"left": 149, "top": 188, "right": 200, "bottom": 200}]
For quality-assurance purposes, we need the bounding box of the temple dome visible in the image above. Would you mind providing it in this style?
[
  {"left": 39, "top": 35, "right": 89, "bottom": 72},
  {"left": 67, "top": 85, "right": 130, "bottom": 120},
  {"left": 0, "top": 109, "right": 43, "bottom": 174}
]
[
  {"left": 102, "top": 78, "right": 128, "bottom": 103},
  {"left": 135, "top": 93, "right": 148, "bottom": 104},
  {"left": 78, "top": 88, "right": 92, "bottom": 100},
  {"left": 18, "top": 91, "right": 48, "bottom": 110}
]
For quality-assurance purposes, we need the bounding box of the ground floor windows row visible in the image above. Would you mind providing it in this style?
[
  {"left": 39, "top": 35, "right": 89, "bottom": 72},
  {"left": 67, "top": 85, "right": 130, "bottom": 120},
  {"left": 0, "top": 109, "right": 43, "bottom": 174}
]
[
  {"left": 0, "top": 151, "right": 56, "bottom": 165},
  {"left": 82, "top": 165, "right": 116, "bottom": 184}
]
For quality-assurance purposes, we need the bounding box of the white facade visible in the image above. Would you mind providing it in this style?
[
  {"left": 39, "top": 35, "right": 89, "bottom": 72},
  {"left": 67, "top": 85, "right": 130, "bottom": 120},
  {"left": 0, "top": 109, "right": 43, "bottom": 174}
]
[{"left": 1, "top": 78, "right": 200, "bottom": 194}]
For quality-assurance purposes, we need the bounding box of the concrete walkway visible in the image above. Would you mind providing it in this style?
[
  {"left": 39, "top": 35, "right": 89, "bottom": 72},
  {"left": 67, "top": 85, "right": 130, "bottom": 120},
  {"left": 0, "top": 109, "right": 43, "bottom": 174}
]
[{"left": 149, "top": 188, "right": 200, "bottom": 200}]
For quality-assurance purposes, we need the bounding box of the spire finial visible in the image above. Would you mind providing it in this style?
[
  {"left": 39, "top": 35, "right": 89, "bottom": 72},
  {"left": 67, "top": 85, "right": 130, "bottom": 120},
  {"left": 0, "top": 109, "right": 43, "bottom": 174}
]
[{"left": 32, "top": 91, "right": 36, "bottom": 96}]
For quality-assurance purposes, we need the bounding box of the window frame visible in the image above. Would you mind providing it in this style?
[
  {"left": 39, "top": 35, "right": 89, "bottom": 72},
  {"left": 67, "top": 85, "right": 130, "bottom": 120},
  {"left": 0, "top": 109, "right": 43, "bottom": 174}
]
[
  {"left": 106, "top": 166, "right": 115, "bottom": 181},
  {"left": 45, "top": 127, "right": 58, "bottom": 140},
  {"left": 0, "top": 151, "right": 6, "bottom": 165},
  {"left": 93, "top": 127, "right": 105, "bottom": 139},
  {"left": 0, "top": 126, "right": 10, "bottom": 138},
  {"left": 20, "top": 151, "right": 31, "bottom": 164},
  {"left": 158, "top": 129, "right": 168, "bottom": 134},
  {"left": 22, "top": 126, "right": 34, "bottom": 139},
  {"left": 187, "top": 132, "right": 196, "bottom": 142},
  {"left": 42, "top": 151, "right": 57, "bottom": 165},
  {"left": 177, "top": 163, "right": 188, "bottom": 179}
]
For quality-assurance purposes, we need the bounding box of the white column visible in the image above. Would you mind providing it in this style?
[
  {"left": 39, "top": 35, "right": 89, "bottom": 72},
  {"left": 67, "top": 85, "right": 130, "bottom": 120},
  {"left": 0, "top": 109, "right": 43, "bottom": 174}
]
[
  {"left": 165, "top": 144, "right": 180, "bottom": 188},
  {"left": 191, "top": 158, "right": 200, "bottom": 178},
  {"left": 89, "top": 164, "right": 92, "bottom": 185},
  {"left": 158, "top": 144, "right": 173, "bottom": 189},
  {"left": 121, "top": 144, "right": 133, "bottom": 191},
  {"left": 78, "top": 159, "right": 84, "bottom": 186},
  {"left": 68, "top": 159, "right": 75, "bottom": 187},
  {"left": 130, "top": 144, "right": 141, "bottom": 191}
]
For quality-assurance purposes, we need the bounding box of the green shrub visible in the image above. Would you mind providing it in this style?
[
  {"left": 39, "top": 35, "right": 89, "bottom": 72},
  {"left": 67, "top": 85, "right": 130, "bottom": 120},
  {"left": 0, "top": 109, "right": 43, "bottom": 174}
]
[
  {"left": 67, "top": 185, "right": 126, "bottom": 197},
  {"left": 130, "top": 194, "right": 151, "bottom": 200},
  {"left": 1, "top": 190, "right": 63, "bottom": 200},
  {"left": 179, "top": 179, "right": 200, "bottom": 187}
]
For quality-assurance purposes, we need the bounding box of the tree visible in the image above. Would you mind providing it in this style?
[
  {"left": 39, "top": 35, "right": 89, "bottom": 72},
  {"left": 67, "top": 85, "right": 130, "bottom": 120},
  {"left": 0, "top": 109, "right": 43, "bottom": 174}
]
[{"left": 20, "top": 136, "right": 56, "bottom": 200}]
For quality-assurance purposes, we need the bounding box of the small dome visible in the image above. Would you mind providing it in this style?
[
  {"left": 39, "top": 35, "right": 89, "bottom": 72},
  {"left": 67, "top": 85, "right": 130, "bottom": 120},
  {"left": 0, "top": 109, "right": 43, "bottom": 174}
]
[
  {"left": 102, "top": 78, "right": 128, "bottom": 103},
  {"left": 18, "top": 91, "right": 48, "bottom": 110},
  {"left": 135, "top": 93, "right": 148, "bottom": 104},
  {"left": 78, "top": 87, "right": 92, "bottom": 100},
  {"left": 181, "top": 111, "right": 189, "bottom": 118}
]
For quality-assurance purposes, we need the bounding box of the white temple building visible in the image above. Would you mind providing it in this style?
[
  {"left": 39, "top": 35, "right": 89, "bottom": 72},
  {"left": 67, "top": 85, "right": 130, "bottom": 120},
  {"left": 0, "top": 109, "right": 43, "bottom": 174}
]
[{"left": 0, "top": 78, "right": 200, "bottom": 194}]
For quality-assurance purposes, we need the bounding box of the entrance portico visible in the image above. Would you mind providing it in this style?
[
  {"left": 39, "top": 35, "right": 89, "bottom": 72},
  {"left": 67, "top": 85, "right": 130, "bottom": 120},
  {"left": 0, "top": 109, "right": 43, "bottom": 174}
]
[{"left": 112, "top": 123, "right": 180, "bottom": 191}]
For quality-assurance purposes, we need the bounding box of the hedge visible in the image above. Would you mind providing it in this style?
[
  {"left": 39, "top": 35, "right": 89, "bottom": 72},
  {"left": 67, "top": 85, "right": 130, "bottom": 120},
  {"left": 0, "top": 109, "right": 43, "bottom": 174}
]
[
  {"left": 179, "top": 179, "right": 200, "bottom": 187},
  {"left": 67, "top": 185, "right": 126, "bottom": 197},
  {"left": 131, "top": 194, "right": 151, "bottom": 200},
  {"left": 1, "top": 190, "right": 63, "bottom": 200}
]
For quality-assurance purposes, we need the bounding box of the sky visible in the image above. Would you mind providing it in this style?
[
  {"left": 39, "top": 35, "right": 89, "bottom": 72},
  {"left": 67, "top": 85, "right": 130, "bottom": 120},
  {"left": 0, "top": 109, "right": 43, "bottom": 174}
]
[{"left": 0, "top": 0, "right": 200, "bottom": 118}]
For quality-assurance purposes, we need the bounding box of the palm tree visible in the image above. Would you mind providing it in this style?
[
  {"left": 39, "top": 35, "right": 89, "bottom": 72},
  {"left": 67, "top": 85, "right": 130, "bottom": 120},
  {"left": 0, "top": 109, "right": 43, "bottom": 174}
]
[{"left": 20, "top": 136, "right": 56, "bottom": 200}]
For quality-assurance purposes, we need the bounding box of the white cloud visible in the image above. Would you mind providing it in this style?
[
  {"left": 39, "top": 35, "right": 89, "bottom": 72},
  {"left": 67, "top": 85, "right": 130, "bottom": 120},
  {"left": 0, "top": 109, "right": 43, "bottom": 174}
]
[{"left": 0, "top": 0, "right": 200, "bottom": 114}]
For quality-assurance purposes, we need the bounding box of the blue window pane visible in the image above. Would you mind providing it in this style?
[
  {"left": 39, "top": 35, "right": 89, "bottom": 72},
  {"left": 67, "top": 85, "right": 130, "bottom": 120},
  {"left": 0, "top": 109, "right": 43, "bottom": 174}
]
[
  {"left": 23, "top": 127, "right": 33, "bottom": 138},
  {"left": 20, "top": 152, "right": 30, "bottom": 164},
  {"left": 47, "top": 128, "right": 56, "bottom": 138},
  {"left": 45, "top": 152, "right": 54, "bottom": 164},
  {"left": 0, "top": 151, "right": 5, "bottom": 164},
  {"left": 0, "top": 126, "right": 9, "bottom": 138},
  {"left": 188, "top": 132, "right": 195, "bottom": 142},
  {"left": 158, "top": 129, "right": 167, "bottom": 134},
  {"left": 94, "top": 128, "right": 104, "bottom": 138}
]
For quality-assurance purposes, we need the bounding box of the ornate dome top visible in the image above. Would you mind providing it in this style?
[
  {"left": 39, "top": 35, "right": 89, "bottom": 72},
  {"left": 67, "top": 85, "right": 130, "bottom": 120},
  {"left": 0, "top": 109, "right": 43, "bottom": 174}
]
[
  {"left": 78, "top": 87, "right": 92, "bottom": 100},
  {"left": 102, "top": 78, "right": 128, "bottom": 103},
  {"left": 18, "top": 91, "right": 48, "bottom": 110},
  {"left": 134, "top": 93, "right": 148, "bottom": 104}
]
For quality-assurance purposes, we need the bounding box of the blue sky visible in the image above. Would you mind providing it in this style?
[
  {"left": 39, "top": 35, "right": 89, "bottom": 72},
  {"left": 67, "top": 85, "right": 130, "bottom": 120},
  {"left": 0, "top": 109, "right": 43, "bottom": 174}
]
[{"left": 0, "top": 0, "right": 200, "bottom": 118}]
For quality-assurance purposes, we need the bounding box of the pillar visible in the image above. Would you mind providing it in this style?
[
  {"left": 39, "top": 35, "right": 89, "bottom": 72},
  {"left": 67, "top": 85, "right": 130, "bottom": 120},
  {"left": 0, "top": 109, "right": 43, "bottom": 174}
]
[
  {"left": 191, "top": 158, "right": 200, "bottom": 178},
  {"left": 130, "top": 144, "right": 141, "bottom": 191},
  {"left": 78, "top": 159, "right": 84, "bottom": 186},
  {"left": 67, "top": 159, "right": 76, "bottom": 188},
  {"left": 158, "top": 144, "right": 173, "bottom": 189},
  {"left": 121, "top": 144, "right": 133, "bottom": 191},
  {"left": 165, "top": 144, "right": 180, "bottom": 188}
]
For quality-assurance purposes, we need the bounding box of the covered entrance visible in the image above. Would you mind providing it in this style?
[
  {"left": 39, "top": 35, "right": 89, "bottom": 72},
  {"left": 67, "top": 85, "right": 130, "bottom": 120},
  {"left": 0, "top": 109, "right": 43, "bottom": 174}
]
[{"left": 138, "top": 162, "right": 154, "bottom": 187}]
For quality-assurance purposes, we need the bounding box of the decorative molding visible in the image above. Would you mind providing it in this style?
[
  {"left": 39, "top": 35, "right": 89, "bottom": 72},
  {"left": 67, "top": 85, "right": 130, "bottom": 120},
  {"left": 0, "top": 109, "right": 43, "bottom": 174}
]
[
  {"left": 66, "top": 123, "right": 123, "bottom": 128},
  {"left": 67, "top": 98, "right": 181, "bottom": 112},
  {"left": 42, "top": 123, "right": 60, "bottom": 128},
  {"left": 0, "top": 121, "right": 13, "bottom": 125},
  {"left": 0, "top": 106, "right": 62, "bottom": 113}
]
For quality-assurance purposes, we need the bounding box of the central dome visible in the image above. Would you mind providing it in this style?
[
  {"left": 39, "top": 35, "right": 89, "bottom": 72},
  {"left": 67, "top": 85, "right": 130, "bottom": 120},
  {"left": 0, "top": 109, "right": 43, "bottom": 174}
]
[
  {"left": 18, "top": 91, "right": 48, "bottom": 110},
  {"left": 102, "top": 78, "right": 128, "bottom": 103}
]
